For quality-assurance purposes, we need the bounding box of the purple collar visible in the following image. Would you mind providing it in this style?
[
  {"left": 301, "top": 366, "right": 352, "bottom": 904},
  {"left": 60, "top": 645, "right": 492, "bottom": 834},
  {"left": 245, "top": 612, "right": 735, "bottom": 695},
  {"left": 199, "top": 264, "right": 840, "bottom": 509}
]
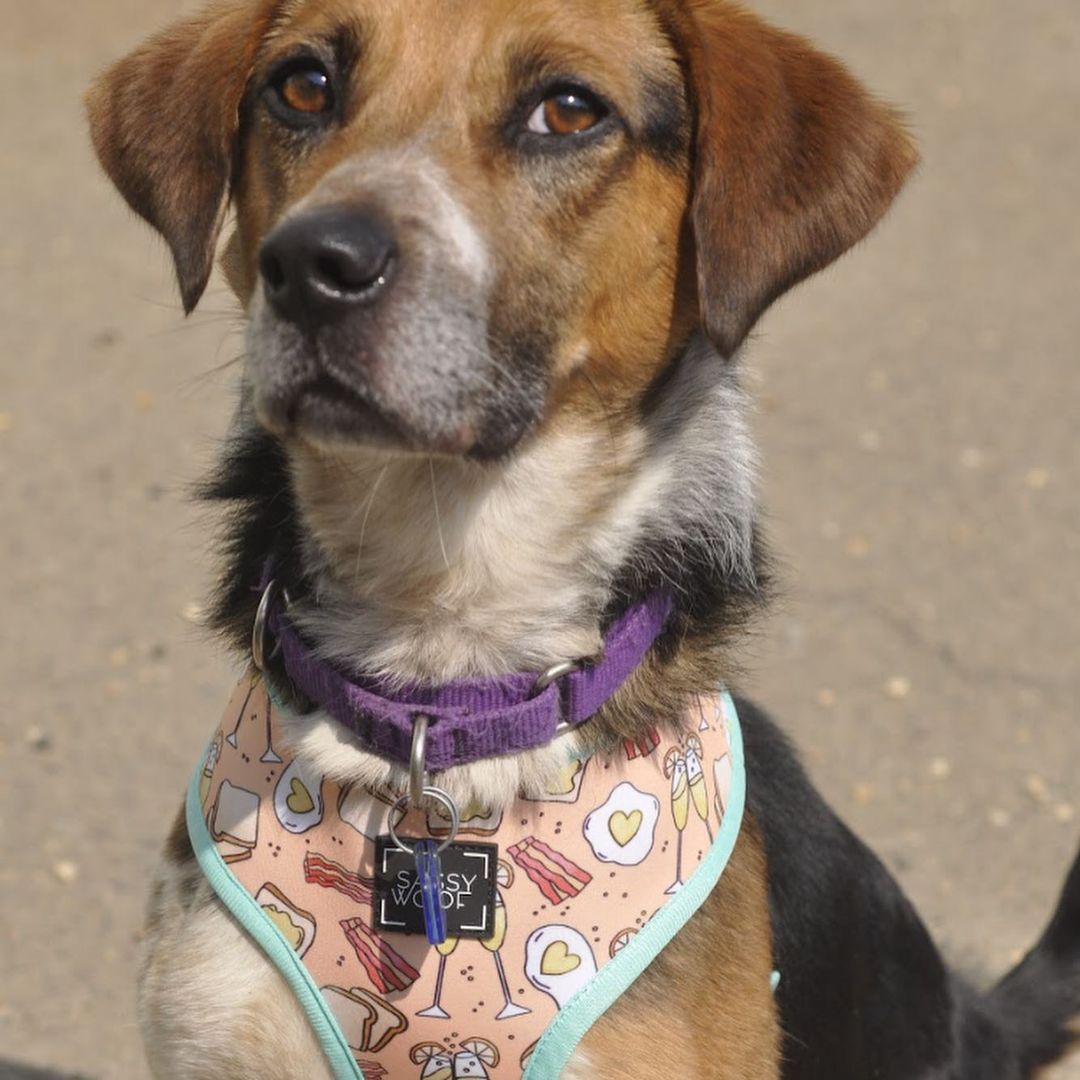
[{"left": 257, "top": 587, "right": 674, "bottom": 772}]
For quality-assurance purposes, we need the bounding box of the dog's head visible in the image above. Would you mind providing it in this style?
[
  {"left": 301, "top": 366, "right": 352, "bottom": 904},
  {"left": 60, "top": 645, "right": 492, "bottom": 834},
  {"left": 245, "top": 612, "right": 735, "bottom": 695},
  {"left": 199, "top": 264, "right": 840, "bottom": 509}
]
[{"left": 87, "top": 0, "right": 916, "bottom": 461}]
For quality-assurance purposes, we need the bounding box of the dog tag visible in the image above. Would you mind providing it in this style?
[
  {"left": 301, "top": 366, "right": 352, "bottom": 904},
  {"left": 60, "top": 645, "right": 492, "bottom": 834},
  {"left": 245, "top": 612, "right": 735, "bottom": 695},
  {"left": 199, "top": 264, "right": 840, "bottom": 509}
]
[{"left": 373, "top": 837, "right": 498, "bottom": 941}]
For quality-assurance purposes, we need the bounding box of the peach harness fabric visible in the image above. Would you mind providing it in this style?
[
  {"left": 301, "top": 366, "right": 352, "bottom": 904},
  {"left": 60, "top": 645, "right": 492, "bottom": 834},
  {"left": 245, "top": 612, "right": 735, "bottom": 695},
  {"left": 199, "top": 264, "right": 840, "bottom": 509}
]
[{"left": 190, "top": 677, "right": 743, "bottom": 1080}]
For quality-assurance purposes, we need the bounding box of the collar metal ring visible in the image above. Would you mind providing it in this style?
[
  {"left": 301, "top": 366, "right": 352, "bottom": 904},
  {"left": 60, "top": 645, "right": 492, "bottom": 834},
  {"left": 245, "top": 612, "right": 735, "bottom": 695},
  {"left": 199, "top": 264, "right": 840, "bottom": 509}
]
[
  {"left": 409, "top": 714, "right": 431, "bottom": 806},
  {"left": 532, "top": 657, "right": 585, "bottom": 696},
  {"left": 251, "top": 580, "right": 279, "bottom": 673},
  {"left": 387, "top": 786, "right": 460, "bottom": 855},
  {"left": 252, "top": 580, "right": 294, "bottom": 673}
]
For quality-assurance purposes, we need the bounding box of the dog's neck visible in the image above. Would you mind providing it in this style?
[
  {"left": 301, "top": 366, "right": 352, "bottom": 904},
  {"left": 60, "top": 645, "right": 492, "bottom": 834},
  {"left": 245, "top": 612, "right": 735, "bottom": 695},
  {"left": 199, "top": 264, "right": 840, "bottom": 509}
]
[
  {"left": 286, "top": 340, "right": 757, "bottom": 679},
  {"left": 289, "top": 419, "right": 650, "bottom": 684},
  {"left": 234, "top": 339, "right": 762, "bottom": 806}
]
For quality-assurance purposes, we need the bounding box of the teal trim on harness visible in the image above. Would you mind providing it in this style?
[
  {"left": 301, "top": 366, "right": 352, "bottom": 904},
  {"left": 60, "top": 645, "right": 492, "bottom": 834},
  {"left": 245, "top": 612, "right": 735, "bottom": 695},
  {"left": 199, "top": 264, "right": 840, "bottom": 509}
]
[
  {"left": 186, "top": 761, "right": 364, "bottom": 1080},
  {"left": 522, "top": 692, "right": 746, "bottom": 1080},
  {"left": 189, "top": 692, "right": 746, "bottom": 1080}
]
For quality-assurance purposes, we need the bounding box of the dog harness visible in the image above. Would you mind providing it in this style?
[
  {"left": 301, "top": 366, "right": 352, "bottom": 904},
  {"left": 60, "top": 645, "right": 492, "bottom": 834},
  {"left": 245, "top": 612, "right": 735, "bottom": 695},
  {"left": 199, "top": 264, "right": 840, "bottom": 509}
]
[{"left": 188, "top": 677, "right": 745, "bottom": 1080}]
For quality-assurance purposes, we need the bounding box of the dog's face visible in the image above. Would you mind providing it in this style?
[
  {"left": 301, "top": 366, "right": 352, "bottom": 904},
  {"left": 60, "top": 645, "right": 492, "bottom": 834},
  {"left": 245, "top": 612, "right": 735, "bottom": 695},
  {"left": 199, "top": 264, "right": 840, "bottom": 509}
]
[
  {"left": 235, "top": 0, "right": 696, "bottom": 457},
  {"left": 87, "top": 0, "right": 916, "bottom": 462}
]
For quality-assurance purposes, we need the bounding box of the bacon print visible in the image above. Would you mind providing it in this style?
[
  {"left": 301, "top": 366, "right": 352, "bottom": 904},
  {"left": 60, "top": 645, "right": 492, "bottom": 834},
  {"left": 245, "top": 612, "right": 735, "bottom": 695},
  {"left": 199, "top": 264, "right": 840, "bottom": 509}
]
[
  {"left": 624, "top": 727, "right": 661, "bottom": 760},
  {"left": 304, "top": 851, "right": 375, "bottom": 905},
  {"left": 508, "top": 836, "right": 592, "bottom": 903},
  {"left": 341, "top": 917, "right": 420, "bottom": 993}
]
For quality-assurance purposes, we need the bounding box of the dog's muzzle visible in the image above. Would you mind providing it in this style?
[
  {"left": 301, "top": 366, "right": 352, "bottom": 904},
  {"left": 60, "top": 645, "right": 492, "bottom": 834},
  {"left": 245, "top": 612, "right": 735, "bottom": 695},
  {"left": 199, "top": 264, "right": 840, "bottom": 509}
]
[{"left": 245, "top": 160, "right": 549, "bottom": 458}]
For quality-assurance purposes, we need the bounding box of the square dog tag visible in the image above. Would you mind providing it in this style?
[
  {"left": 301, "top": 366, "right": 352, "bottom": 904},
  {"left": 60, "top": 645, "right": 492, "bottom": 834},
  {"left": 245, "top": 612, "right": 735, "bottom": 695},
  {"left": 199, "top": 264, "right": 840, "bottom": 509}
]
[{"left": 373, "top": 837, "right": 498, "bottom": 939}]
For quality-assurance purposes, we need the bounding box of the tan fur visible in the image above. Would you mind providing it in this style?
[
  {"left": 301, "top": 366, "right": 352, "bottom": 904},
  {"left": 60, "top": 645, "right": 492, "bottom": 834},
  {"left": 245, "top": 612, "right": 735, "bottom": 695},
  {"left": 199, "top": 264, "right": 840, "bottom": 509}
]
[
  {"left": 576, "top": 819, "right": 780, "bottom": 1078},
  {"left": 140, "top": 863, "right": 334, "bottom": 1080}
]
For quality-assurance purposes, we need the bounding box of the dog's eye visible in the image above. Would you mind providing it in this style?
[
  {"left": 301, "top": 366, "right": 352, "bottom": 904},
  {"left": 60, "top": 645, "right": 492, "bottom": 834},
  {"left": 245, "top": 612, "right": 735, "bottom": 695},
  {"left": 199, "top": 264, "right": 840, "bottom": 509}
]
[
  {"left": 270, "top": 62, "right": 334, "bottom": 118},
  {"left": 527, "top": 88, "right": 607, "bottom": 136}
]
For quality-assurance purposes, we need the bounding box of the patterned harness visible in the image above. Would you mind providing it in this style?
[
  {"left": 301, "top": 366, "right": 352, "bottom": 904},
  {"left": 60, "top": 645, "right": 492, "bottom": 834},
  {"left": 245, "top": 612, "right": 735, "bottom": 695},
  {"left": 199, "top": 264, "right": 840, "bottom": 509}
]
[{"left": 188, "top": 677, "right": 745, "bottom": 1079}]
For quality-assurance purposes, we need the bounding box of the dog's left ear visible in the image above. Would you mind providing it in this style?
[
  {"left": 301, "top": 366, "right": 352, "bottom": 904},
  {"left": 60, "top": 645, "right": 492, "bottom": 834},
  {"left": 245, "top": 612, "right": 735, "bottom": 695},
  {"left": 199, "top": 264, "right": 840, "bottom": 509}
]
[
  {"left": 673, "top": 2, "right": 919, "bottom": 357},
  {"left": 85, "top": 1, "right": 278, "bottom": 313}
]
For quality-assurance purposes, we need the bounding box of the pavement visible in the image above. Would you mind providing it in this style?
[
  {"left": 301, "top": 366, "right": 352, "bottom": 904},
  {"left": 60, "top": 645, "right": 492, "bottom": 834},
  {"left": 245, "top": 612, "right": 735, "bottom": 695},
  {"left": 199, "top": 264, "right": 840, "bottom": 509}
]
[{"left": 1, "top": 0, "right": 1077, "bottom": 1077}]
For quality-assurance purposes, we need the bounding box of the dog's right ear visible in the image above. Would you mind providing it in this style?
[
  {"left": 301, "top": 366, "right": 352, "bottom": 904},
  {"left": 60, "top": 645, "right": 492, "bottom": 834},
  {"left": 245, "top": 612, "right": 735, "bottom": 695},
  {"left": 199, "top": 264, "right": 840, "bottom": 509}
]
[{"left": 85, "top": 1, "right": 278, "bottom": 313}]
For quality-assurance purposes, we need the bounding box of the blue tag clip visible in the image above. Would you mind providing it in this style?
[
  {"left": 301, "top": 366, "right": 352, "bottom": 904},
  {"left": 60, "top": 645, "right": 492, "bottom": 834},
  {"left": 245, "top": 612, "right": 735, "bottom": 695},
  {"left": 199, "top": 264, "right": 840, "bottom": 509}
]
[{"left": 415, "top": 838, "right": 447, "bottom": 945}]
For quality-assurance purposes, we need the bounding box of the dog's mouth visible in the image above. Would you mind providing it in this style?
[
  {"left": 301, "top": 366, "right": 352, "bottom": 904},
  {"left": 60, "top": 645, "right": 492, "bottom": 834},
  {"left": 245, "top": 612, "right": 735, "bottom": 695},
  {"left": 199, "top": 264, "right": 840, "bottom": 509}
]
[
  {"left": 253, "top": 365, "right": 369, "bottom": 437},
  {"left": 255, "top": 366, "right": 484, "bottom": 457},
  {"left": 281, "top": 373, "right": 396, "bottom": 444}
]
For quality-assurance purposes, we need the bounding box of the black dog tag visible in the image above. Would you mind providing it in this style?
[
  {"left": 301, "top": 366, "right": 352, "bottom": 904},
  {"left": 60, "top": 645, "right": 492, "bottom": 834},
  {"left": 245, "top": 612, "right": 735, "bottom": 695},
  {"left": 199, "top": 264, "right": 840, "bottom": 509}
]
[{"left": 373, "top": 837, "right": 498, "bottom": 940}]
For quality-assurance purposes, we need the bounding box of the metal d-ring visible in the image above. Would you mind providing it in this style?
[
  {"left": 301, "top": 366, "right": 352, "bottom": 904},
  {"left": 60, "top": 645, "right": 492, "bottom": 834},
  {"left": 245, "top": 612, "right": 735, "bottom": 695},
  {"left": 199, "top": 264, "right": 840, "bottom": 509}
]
[
  {"left": 409, "top": 714, "right": 431, "bottom": 806},
  {"left": 251, "top": 580, "right": 280, "bottom": 673},
  {"left": 532, "top": 656, "right": 596, "bottom": 735},
  {"left": 387, "top": 787, "right": 460, "bottom": 855},
  {"left": 252, "top": 580, "right": 292, "bottom": 673},
  {"left": 532, "top": 658, "right": 586, "bottom": 695}
]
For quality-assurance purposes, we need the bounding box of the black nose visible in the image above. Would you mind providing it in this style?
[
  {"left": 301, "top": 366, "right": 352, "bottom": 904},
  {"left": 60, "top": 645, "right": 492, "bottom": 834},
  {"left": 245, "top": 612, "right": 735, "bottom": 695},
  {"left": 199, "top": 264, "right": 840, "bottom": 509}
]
[{"left": 258, "top": 206, "right": 396, "bottom": 326}]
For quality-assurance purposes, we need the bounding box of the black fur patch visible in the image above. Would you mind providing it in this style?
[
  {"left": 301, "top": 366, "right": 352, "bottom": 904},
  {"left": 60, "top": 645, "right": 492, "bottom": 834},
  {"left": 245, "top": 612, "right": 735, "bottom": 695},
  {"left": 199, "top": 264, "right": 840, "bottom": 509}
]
[
  {"left": 639, "top": 74, "right": 690, "bottom": 168},
  {"left": 198, "top": 417, "right": 304, "bottom": 654},
  {"left": 468, "top": 327, "right": 554, "bottom": 462}
]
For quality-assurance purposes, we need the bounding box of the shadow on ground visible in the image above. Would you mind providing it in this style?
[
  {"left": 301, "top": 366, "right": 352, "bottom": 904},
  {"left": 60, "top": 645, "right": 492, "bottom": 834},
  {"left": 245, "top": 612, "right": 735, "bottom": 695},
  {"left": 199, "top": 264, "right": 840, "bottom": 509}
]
[{"left": 0, "top": 1063, "right": 96, "bottom": 1080}]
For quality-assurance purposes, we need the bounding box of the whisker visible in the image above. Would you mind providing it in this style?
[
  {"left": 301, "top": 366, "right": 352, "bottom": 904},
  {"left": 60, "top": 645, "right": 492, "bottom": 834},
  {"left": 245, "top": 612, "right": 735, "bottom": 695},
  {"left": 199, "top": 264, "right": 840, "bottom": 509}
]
[
  {"left": 429, "top": 457, "right": 452, "bottom": 572},
  {"left": 145, "top": 315, "right": 245, "bottom": 343},
  {"left": 353, "top": 462, "right": 390, "bottom": 585},
  {"left": 183, "top": 351, "right": 248, "bottom": 391}
]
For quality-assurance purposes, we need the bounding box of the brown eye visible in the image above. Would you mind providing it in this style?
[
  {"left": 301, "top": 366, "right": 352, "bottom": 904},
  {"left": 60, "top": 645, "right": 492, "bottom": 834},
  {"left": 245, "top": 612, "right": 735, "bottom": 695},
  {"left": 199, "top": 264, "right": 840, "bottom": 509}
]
[
  {"left": 272, "top": 64, "right": 333, "bottom": 117},
  {"left": 527, "top": 88, "right": 607, "bottom": 136}
]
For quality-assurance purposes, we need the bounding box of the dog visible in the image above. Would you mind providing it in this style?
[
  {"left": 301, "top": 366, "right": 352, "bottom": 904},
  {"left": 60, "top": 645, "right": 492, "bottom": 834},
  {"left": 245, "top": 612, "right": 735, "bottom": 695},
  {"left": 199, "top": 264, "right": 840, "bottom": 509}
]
[{"left": 85, "top": 0, "right": 1080, "bottom": 1077}]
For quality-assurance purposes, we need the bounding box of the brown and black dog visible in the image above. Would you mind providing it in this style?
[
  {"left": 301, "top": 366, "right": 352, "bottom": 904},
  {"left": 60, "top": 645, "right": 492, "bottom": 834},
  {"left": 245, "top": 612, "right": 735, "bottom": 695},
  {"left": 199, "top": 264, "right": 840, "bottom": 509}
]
[{"left": 87, "top": 1, "right": 1080, "bottom": 1077}]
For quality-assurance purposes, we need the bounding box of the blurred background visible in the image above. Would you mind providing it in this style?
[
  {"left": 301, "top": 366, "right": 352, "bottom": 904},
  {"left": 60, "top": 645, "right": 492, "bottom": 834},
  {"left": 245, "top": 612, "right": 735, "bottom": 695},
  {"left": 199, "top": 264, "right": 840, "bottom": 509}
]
[{"left": 2, "top": 0, "right": 1078, "bottom": 1077}]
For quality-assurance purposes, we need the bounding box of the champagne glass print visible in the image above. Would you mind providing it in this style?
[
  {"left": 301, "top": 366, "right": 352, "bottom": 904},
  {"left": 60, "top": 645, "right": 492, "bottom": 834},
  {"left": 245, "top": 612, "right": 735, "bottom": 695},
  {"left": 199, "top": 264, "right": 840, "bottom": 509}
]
[
  {"left": 696, "top": 697, "right": 711, "bottom": 732},
  {"left": 664, "top": 747, "right": 689, "bottom": 893},
  {"left": 685, "top": 735, "right": 713, "bottom": 842},
  {"left": 416, "top": 935, "right": 459, "bottom": 1019},
  {"left": 483, "top": 861, "right": 530, "bottom": 1019},
  {"left": 259, "top": 693, "right": 282, "bottom": 764},
  {"left": 226, "top": 677, "right": 257, "bottom": 748}
]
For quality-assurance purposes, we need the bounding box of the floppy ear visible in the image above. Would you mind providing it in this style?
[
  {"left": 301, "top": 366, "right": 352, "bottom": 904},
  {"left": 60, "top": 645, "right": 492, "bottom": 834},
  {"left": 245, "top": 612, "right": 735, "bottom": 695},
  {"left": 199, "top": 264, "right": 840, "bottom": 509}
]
[
  {"left": 85, "top": 1, "right": 278, "bottom": 313},
  {"left": 675, "top": 2, "right": 919, "bottom": 357}
]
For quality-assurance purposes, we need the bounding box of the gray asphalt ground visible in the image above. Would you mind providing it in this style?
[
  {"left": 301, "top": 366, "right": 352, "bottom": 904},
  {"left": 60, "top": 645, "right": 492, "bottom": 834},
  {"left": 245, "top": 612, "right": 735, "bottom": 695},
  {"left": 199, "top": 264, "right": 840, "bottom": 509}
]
[{"left": 2, "top": 1, "right": 1078, "bottom": 1077}]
